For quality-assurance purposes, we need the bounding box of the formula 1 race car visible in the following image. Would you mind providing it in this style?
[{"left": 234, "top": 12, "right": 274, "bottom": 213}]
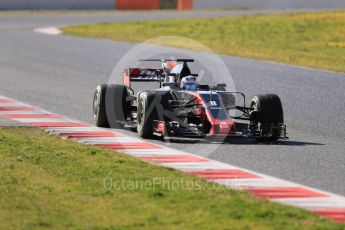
[{"left": 93, "top": 59, "right": 287, "bottom": 141}]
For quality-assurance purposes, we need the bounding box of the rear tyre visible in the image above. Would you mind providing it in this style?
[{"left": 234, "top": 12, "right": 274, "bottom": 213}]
[
  {"left": 250, "top": 94, "right": 284, "bottom": 141},
  {"left": 93, "top": 84, "right": 129, "bottom": 128}
]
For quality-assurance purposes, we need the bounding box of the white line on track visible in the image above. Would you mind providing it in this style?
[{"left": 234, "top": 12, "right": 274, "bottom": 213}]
[
  {"left": 34, "top": 27, "right": 62, "bottom": 36},
  {"left": 275, "top": 197, "right": 345, "bottom": 210},
  {"left": 12, "top": 118, "right": 71, "bottom": 123},
  {"left": 77, "top": 137, "right": 144, "bottom": 144}
]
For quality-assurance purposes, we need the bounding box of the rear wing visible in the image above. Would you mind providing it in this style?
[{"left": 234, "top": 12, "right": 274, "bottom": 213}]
[{"left": 123, "top": 68, "right": 164, "bottom": 88}]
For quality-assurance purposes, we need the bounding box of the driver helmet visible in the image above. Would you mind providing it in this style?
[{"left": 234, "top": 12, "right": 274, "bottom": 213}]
[{"left": 181, "top": 75, "right": 198, "bottom": 90}]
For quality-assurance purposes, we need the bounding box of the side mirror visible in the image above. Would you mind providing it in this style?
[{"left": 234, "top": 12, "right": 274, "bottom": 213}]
[{"left": 217, "top": 83, "right": 226, "bottom": 91}]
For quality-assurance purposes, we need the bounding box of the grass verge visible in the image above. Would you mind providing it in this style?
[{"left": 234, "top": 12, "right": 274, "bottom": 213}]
[
  {"left": 63, "top": 11, "right": 345, "bottom": 72},
  {"left": 0, "top": 127, "right": 342, "bottom": 229}
]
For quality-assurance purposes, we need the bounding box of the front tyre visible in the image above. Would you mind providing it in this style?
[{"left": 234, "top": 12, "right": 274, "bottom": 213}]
[
  {"left": 250, "top": 94, "right": 284, "bottom": 141},
  {"left": 137, "top": 91, "right": 171, "bottom": 139},
  {"left": 137, "top": 91, "right": 156, "bottom": 139}
]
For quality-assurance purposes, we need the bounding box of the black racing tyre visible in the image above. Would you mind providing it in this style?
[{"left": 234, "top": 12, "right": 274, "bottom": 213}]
[
  {"left": 93, "top": 84, "right": 129, "bottom": 128},
  {"left": 250, "top": 94, "right": 284, "bottom": 140},
  {"left": 251, "top": 94, "right": 283, "bottom": 123},
  {"left": 137, "top": 91, "right": 171, "bottom": 139}
]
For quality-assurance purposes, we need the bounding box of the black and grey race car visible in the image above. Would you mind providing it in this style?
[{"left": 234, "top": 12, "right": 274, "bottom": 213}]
[{"left": 93, "top": 59, "right": 287, "bottom": 141}]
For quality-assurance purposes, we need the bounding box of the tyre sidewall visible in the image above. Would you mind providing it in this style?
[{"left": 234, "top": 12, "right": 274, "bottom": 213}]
[
  {"left": 93, "top": 84, "right": 129, "bottom": 128},
  {"left": 137, "top": 91, "right": 171, "bottom": 138},
  {"left": 137, "top": 92, "right": 155, "bottom": 138},
  {"left": 94, "top": 84, "right": 109, "bottom": 127}
]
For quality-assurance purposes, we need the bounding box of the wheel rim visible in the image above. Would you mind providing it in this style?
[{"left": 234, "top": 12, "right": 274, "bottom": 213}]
[
  {"left": 137, "top": 99, "right": 144, "bottom": 127},
  {"left": 250, "top": 99, "right": 259, "bottom": 130},
  {"left": 93, "top": 90, "right": 100, "bottom": 117},
  {"left": 250, "top": 100, "right": 258, "bottom": 111}
]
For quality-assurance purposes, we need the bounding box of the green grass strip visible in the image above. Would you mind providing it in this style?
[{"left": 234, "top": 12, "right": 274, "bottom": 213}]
[
  {"left": 0, "top": 128, "right": 342, "bottom": 229},
  {"left": 63, "top": 11, "right": 345, "bottom": 72}
]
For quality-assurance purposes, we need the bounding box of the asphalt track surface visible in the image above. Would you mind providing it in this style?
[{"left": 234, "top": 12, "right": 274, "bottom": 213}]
[{"left": 0, "top": 10, "right": 344, "bottom": 196}]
